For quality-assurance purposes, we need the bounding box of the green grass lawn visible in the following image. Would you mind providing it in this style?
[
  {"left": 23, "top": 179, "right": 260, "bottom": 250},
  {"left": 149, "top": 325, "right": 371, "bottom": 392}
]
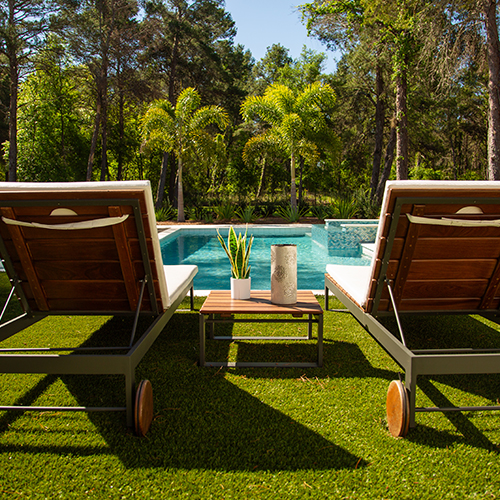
[{"left": 0, "top": 273, "right": 500, "bottom": 499}]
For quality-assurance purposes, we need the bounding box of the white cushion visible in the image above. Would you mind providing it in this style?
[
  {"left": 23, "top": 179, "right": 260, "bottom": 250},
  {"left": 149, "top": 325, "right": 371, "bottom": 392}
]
[
  {"left": 326, "top": 263, "right": 373, "bottom": 308},
  {"left": 164, "top": 265, "right": 198, "bottom": 306}
]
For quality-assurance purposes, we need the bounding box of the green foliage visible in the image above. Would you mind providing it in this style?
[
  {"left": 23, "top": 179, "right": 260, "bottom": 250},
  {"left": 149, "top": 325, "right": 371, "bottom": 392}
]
[
  {"left": 310, "top": 204, "right": 334, "bottom": 220},
  {"left": 155, "top": 204, "right": 176, "bottom": 222},
  {"left": 235, "top": 205, "right": 258, "bottom": 223},
  {"left": 274, "top": 204, "right": 309, "bottom": 222},
  {"left": 241, "top": 81, "right": 338, "bottom": 209},
  {"left": 217, "top": 226, "right": 254, "bottom": 279},
  {"left": 353, "top": 188, "right": 380, "bottom": 218},
  {"left": 186, "top": 206, "right": 214, "bottom": 222},
  {"left": 16, "top": 38, "right": 89, "bottom": 181},
  {"left": 215, "top": 204, "right": 235, "bottom": 221},
  {"left": 333, "top": 196, "right": 358, "bottom": 219},
  {"left": 142, "top": 88, "right": 229, "bottom": 221}
]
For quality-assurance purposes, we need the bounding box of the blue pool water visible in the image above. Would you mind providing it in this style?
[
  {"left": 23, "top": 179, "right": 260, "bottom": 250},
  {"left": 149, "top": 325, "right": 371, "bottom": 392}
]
[{"left": 160, "top": 225, "right": 373, "bottom": 291}]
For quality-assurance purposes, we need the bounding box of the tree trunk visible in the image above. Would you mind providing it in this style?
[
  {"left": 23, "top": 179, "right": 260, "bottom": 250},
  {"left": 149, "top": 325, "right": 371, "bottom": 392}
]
[
  {"left": 395, "top": 66, "right": 409, "bottom": 180},
  {"left": 8, "top": 53, "right": 18, "bottom": 182},
  {"left": 155, "top": 151, "right": 169, "bottom": 209},
  {"left": 298, "top": 156, "right": 305, "bottom": 206},
  {"left": 168, "top": 32, "right": 180, "bottom": 104},
  {"left": 99, "top": 55, "right": 109, "bottom": 181},
  {"left": 177, "top": 156, "right": 185, "bottom": 222},
  {"left": 86, "top": 99, "right": 101, "bottom": 181},
  {"left": 256, "top": 157, "right": 266, "bottom": 197},
  {"left": 376, "top": 116, "right": 397, "bottom": 203},
  {"left": 371, "top": 63, "right": 385, "bottom": 196},
  {"left": 169, "top": 152, "right": 177, "bottom": 204},
  {"left": 117, "top": 89, "right": 125, "bottom": 181},
  {"left": 485, "top": 0, "right": 500, "bottom": 180},
  {"left": 290, "top": 153, "right": 297, "bottom": 209}
]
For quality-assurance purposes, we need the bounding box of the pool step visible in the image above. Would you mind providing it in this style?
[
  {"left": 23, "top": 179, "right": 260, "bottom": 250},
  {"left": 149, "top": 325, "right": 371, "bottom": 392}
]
[{"left": 361, "top": 243, "right": 375, "bottom": 259}]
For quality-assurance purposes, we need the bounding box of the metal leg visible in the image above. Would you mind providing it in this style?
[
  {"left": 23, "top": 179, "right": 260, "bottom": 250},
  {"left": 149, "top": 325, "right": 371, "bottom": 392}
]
[
  {"left": 324, "top": 284, "right": 329, "bottom": 311},
  {"left": 308, "top": 314, "right": 313, "bottom": 340},
  {"left": 406, "top": 365, "right": 418, "bottom": 428},
  {"left": 199, "top": 313, "right": 206, "bottom": 367},
  {"left": 190, "top": 286, "right": 194, "bottom": 310},
  {"left": 125, "top": 370, "right": 136, "bottom": 427},
  {"left": 209, "top": 313, "right": 214, "bottom": 339},
  {"left": 317, "top": 314, "right": 323, "bottom": 367}
]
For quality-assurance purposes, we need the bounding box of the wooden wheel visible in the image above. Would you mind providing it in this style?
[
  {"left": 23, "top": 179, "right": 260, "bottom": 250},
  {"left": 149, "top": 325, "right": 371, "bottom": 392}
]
[
  {"left": 134, "top": 379, "right": 154, "bottom": 437},
  {"left": 386, "top": 380, "right": 410, "bottom": 438}
]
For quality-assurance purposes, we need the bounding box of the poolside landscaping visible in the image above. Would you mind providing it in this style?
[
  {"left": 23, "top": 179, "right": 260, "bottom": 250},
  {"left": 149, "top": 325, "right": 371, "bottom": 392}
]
[{"left": 1, "top": 272, "right": 500, "bottom": 498}]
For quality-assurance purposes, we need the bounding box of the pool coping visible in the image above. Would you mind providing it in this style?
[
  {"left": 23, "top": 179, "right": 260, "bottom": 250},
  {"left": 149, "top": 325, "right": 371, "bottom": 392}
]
[{"left": 156, "top": 223, "right": 314, "bottom": 241}]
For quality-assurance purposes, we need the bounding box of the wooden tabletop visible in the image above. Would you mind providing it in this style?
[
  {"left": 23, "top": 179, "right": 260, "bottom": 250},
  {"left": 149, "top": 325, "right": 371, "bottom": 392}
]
[{"left": 200, "top": 290, "right": 323, "bottom": 316}]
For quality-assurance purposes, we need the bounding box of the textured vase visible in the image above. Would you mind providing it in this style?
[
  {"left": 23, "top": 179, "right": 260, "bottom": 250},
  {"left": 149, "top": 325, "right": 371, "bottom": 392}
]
[
  {"left": 271, "top": 244, "right": 297, "bottom": 304},
  {"left": 230, "top": 277, "right": 251, "bottom": 300}
]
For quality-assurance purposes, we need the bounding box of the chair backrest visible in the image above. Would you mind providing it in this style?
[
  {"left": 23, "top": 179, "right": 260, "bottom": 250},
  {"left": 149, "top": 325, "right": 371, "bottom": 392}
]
[
  {"left": 367, "top": 181, "right": 500, "bottom": 315},
  {"left": 0, "top": 181, "right": 169, "bottom": 315}
]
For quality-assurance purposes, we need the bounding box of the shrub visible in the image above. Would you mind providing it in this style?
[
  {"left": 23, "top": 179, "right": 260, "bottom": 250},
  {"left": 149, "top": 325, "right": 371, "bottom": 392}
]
[
  {"left": 274, "top": 204, "right": 309, "bottom": 223},
  {"left": 235, "top": 205, "right": 258, "bottom": 223}
]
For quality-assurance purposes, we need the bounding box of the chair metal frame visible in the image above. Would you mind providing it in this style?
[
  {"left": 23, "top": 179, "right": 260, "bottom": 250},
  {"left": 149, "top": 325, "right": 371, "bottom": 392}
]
[
  {"left": 0, "top": 196, "right": 194, "bottom": 429},
  {"left": 325, "top": 193, "right": 500, "bottom": 432}
]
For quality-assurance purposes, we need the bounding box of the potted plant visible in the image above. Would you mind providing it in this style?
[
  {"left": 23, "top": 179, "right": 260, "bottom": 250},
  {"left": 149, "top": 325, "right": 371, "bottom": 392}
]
[{"left": 217, "top": 226, "right": 254, "bottom": 299}]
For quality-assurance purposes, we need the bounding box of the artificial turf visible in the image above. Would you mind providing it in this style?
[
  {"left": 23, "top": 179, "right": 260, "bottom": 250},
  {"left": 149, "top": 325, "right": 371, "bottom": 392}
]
[{"left": 0, "top": 273, "right": 499, "bottom": 498}]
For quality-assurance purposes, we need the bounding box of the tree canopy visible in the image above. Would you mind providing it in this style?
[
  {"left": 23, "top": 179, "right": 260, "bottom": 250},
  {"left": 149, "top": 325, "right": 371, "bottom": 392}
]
[{"left": 0, "top": 0, "right": 499, "bottom": 214}]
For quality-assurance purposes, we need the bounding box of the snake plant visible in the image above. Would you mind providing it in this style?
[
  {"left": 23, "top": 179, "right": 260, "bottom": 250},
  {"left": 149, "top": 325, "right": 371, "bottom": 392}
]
[{"left": 217, "top": 226, "right": 254, "bottom": 279}]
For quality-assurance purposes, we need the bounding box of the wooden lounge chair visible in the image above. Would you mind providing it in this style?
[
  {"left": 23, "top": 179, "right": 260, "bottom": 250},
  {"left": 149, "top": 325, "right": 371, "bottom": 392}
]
[
  {"left": 0, "top": 181, "right": 197, "bottom": 436},
  {"left": 325, "top": 180, "right": 500, "bottom": 437}
]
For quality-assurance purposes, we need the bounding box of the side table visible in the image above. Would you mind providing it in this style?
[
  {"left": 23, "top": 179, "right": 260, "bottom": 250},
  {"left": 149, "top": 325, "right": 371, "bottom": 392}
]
[{"left": 199, "top": 290, "right": 323, "bottom": 368}]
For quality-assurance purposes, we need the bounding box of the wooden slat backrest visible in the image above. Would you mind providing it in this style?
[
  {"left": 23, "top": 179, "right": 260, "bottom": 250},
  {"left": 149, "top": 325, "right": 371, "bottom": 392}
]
[
  {"left": 0, "top": 189, "right": 162, "bottom": 314},
  {"left": 368, "top": 185, "right": 500, "bottom": 314}
]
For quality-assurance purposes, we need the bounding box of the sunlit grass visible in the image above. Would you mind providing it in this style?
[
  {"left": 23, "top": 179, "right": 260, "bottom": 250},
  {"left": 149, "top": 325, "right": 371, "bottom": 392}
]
[{"left": 0, "top": 273, "right": 500, "bottom": 498}]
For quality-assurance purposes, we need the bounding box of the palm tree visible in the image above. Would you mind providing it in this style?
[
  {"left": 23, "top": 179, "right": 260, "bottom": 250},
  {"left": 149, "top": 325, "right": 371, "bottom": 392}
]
[
  {"left": 241, "top": 82, "right": 336, "bottom": 209},
  {"left": 142, "top": 87, "right": 229, "bottom": 222}
]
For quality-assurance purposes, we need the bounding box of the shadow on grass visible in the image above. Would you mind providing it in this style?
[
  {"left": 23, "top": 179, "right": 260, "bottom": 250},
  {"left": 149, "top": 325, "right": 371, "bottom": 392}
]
[
  {"left": 0, "top": 312, "right": 367, "bottom": 471},
  {"left": 4, "top": 303, "right": 500, "bottom": 466},
  {"left": 376, "top": 313, "right": 500, "bottom": 451},
  {"left": 407, "top": 376, "right": 500, "bottom": 453}
]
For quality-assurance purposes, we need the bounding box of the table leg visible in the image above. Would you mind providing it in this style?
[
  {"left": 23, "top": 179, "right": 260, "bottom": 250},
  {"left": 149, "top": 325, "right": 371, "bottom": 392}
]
[
  {"left": 308, "top": 314, "right": 313, "bottom": 340},
  {"left": 209, "top": 313, "right": 215, "bottom": 339},
  {"left": 199, "top": 313, "right": 206, "bottom": 367},
  {"left": 317, "top": 314, "right": 323, "bottom": 367}
]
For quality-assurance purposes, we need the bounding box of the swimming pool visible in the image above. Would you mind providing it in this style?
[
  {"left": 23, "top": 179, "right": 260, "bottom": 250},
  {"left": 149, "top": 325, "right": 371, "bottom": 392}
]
[{"left": 159, "top": 223, "right": 377, "bottom": 291}]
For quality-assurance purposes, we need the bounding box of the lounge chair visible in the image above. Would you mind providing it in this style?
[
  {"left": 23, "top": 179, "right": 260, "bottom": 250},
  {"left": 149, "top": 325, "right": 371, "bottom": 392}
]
[
  {"left": 0, "top": 181, "right": 197, "bottom": 436},
  {"left": 325, "top": 180, "right": 500, "bottom": 437}
]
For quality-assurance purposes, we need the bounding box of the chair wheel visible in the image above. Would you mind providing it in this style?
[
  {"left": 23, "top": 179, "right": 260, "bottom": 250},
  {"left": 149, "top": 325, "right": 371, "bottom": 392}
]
[
  {"left": 386, "top": 380, "right": 410, "bottom": 438},
  {"left": 134, "top": 379, "right": 154, "bottom": 437}
]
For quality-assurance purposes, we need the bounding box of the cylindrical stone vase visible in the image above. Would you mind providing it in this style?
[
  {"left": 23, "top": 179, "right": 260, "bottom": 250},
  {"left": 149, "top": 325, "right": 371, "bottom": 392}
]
[{"left": 271, "top": 244, "right": 297, "bottom": 305}]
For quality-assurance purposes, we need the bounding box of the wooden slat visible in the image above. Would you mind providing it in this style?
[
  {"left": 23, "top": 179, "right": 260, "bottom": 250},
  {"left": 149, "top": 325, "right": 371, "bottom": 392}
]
[
  {"left": 42, "top": 280, "right": 127, "bottom": 299},
  {"left": 398, "top": 297, "right": 483, "bottom": 311},
  {"left": 400, "top": 279, "right": 488, "bottom": 299},
  {"left": 26, "top": 239, "right": 122, "bottom": 261},
  {"left": 200, "top": 290, "right": 323, "bottom": 315},
  {"left": 109, "top": 206, "right": 139, "bottom": 311},
  {"left": 46, "top": 298, "right": 136, "bottom": 312},
  {"left": 413, "top": 238, "right": 500, "bottom": 260},
  {"left": 1, "top": 207, "right": 49, "bottom": 311},
  {"left": 408, "top": 260, "right": 497, "bottom": 280},
  {"left": 32, "top": 261, "right": 124, "bottom": 281}
]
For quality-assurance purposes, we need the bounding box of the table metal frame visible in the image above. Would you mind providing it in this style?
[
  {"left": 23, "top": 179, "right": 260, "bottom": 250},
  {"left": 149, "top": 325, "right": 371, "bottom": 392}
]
[{"left": 199, "top": 291, "right": 323, "bottom": 368}]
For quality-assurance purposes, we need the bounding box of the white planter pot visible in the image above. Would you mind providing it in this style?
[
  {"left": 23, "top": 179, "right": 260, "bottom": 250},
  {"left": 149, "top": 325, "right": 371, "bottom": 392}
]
[
  {"left": 271, "top": 244, "right": 297, "bottom": 305},
  {"left": 230, "top": 277, "right": 251, "bottom": 300}
]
